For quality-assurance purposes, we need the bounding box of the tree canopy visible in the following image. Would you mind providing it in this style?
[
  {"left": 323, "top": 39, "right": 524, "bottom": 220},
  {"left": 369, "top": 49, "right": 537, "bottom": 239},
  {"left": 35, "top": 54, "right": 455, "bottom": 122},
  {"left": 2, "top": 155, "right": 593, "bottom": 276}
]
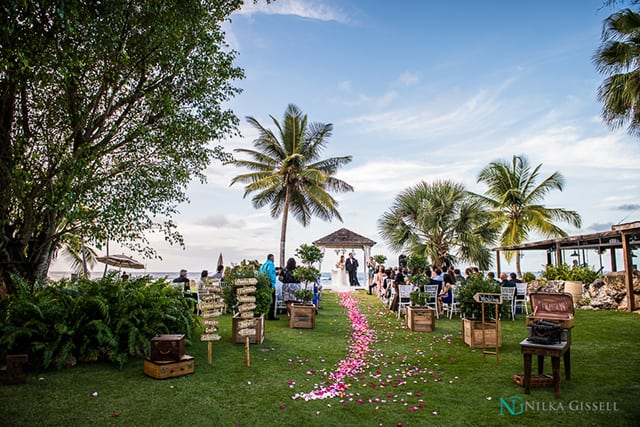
[
  {"left": 378, "top": 180, "right": 498, "bottom": 270},
  {"left": 0, "top": 0, "right": 246, "bottom": 292},
  {"left": 230, "top": 104, "right": 354, "bottom": 267}
]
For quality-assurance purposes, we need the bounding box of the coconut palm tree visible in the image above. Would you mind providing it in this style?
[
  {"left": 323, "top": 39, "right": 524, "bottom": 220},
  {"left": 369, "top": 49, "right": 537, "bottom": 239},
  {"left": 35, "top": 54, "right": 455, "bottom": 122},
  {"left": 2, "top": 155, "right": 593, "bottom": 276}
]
[
  {"left": 378, "top": 180, "right": 498, "bottom": 270},
  {"left": 593, "top": 6, "right": 640, "bottom": 137},
  {"left": 230, "top": 104, "right": 353, "bottom": 267},
  {"left": 473, "top": 155, "right": 582, "bottom": 277}
]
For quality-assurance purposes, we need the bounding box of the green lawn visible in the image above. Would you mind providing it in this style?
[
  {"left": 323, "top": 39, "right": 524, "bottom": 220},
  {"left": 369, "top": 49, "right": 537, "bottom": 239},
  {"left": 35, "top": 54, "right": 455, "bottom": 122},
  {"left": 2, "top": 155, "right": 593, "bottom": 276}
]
[{"left": 1, "top": 291, "right": 639, "bottom": 426}]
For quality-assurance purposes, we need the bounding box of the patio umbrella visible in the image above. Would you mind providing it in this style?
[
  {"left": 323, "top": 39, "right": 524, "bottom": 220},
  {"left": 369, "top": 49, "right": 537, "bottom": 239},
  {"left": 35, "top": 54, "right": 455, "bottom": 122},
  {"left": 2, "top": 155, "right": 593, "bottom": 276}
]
[
  {"left": 97, "top": 254, "right": 145, "bottom": 270},
  {"left": 217, "top": 252, "right": 224, "bottom": 267}
]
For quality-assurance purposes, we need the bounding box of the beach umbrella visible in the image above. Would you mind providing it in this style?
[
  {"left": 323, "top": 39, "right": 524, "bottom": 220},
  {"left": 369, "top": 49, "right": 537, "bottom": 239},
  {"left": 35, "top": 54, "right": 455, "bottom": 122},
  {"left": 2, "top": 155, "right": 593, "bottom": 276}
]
[
  {"left": 217, "top": 252, "right": 224, "bottom": 267},
  {"left": 97, "top": 254, "right": 145, "bottom": 270}
]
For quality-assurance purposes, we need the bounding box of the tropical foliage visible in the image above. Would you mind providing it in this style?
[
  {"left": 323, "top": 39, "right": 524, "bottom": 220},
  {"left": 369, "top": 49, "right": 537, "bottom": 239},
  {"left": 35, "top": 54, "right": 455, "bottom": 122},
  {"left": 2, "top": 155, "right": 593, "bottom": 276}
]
[
  {"left": 221, "top": 260, "right": 272, "bottom": 315},
  {"left": 541, "top": 263, "right": 600, "bottom": 284},
  {"left": 373, "top": 254, "right": 388, "bottom": 265},
  {"left": 473, "top": 155, "right": 582, "bottom": 276},
  {"left": 230, "top": 104, "right": 354, "bottom": 267},
  {"left": 0, "top": 274, "right": 196, "bottom": 369},
  {"left": 594, "top": 4, "right": 640, "bottom": 137},
  {"left": 0, "top": 1, "right": 244, "bottom": 293},
  {"left": 378, "top": 180, "right": 498, "bottom": 270}
]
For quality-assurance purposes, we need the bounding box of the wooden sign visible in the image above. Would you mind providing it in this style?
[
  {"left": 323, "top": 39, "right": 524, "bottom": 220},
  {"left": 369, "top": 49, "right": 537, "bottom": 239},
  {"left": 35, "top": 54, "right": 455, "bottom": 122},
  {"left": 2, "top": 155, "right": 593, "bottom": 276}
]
[
  {"left": 202, "top": 319, "right": 219, "bottom": 327},
  {"left": 236, "top": 319, "right": 256, "bottom": 329},
  {"left": 239, "top": 311, "right": 255, "bottom": 319},
  {"left": 237, "top": 328, "right": 257, "bottom": 337},
  {"left": 235, "top": 278, "right": 257, "bottom": 286},
  {"left": 204, "top": 326, "right": 219, "bottom": 334},
  {"left": 237, "top": 295, "right": 256, "bottom": 303},
  {"left": 473, "top": 293, "right": 502, "bottom": 304},
  {"left": 236, "top": 286, "right": 256, "bottom": 295},
  {"left": 238, "top": 303, "right": 257, "bottom": 313},
  {"left": 200, "top": 301, "right": 226, "bottom": 310},
  {"left": 200, "top": 334, "right": 222, "bottom": 341}
]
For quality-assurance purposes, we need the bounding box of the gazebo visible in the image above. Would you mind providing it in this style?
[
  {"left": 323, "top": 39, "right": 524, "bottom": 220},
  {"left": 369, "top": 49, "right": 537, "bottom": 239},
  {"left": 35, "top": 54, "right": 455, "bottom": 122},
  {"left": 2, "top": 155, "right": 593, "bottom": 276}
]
[{"left": 313, "top": 228, "right": 376, "bottom": 289}]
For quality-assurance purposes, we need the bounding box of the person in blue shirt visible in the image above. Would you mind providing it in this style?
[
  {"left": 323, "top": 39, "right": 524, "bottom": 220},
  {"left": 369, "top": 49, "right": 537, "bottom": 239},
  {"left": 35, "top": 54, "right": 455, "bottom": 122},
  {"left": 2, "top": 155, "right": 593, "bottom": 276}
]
[{"left": 260, "top": 254, "right": 279, "bottom": 320}]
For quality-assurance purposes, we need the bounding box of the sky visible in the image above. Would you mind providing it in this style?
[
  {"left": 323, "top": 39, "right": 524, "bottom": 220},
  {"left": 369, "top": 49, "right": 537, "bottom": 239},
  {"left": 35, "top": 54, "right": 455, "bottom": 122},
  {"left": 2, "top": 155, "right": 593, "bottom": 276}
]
[{"left": 54, "top": 0, "right": 640, "bottom": 276}]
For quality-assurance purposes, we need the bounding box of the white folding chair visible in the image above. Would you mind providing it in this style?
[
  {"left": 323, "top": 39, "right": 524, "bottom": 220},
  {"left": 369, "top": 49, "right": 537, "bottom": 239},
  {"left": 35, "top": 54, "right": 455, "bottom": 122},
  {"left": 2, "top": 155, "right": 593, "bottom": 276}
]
[
  {"left": 515, "top": 282, "right": 529, "bottom": 315},
  {"left": 423, "top": 284, "right": 440, "bottom": 319},
  {"left": 445, "top": 286, "right": 460, "bottom": 319},
  {"left": 397, "top": 284, "right": 413, "bottom": 319},
  {"left": 501, "top": 286, "right": 516, "bottom": 321}
]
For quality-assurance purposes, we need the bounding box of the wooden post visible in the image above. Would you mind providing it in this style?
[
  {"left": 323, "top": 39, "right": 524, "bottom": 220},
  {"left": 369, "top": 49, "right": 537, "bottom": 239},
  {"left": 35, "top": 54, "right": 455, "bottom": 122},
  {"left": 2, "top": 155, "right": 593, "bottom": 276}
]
[
  {"left": 244, "top": 336, "right": 250, "bottom": 367},
  {"left": 207, "top": 342, "right": 212, "bottom": 365},
  {"left": 474, "top": 293, "right": 501, "bottom": 364}
]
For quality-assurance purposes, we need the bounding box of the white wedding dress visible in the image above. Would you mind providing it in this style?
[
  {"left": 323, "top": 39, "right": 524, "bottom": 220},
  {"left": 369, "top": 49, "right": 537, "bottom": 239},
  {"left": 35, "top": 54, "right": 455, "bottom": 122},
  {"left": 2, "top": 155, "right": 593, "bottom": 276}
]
[{"left": 330, "top": 267, "right": 349, "bottom": 288}]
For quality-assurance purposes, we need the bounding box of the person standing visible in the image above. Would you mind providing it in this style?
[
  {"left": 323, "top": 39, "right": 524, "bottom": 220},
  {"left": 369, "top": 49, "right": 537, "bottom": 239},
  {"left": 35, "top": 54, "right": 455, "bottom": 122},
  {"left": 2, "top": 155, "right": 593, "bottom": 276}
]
[
  {"left": 260, "top": 254, "right": 279, "bottom": 320},
  {"left": 367, "top": 256, "right": 376, "bottom": 288},
  {"left": 345, "top": 252, "right": 359, "bottom": 287}
]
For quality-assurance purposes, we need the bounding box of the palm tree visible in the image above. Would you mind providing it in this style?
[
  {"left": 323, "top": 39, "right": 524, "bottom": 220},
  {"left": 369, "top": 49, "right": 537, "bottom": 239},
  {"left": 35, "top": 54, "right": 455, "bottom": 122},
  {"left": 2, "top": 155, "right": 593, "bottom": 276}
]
[
  {"left": 378, "top": 180, "right": 498, "bottom": 270},
  {"left": 230, "top": 104, "right": 354, "bottom": 267},
  {"left": 473, "top": 155, "right": 582, "bottom": 277},
  {"left": 593, "top": 7, "right": 640, "bottom": 137}
]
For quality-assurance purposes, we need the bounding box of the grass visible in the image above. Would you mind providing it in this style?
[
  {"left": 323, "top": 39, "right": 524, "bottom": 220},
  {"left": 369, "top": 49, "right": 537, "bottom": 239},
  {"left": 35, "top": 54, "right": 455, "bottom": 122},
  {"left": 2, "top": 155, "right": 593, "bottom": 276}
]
[{"left": 1, "top": 291, "right": 639, "bottom": 426}]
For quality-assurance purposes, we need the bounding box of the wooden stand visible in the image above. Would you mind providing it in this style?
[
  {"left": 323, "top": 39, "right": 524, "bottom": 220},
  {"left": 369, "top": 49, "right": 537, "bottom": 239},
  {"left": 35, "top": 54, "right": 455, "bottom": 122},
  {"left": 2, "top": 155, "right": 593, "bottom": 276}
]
[
  {"left": 520, "top": 339, "right": 571, "bottom": 398},
  {"left": 406, "top": 306, "right": 435, "bottom": 332},
  {"left": 235, "top": 278, "right": 258, "bottom": 367},
  {"left": 200, "top": 279, "right": 223, "bottom": 365},
  {"left": 290, "top": 304, "right": 316, "bottom": 329}
]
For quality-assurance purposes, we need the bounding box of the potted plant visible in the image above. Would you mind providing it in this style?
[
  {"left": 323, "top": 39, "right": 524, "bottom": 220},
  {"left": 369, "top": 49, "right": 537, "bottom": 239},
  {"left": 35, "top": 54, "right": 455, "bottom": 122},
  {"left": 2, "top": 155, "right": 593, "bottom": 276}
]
[
  {"left": 223, "top": 260, "right": 272, "bottom": 344},
  {"left": 456, "top": 274, "right": 508, "bottom": 348},
  {"left": 405, "top": 273, "right": 436, "bottom": 331},
  {"left": 289, "top": 244, "right": 323, "bottom": 328}
]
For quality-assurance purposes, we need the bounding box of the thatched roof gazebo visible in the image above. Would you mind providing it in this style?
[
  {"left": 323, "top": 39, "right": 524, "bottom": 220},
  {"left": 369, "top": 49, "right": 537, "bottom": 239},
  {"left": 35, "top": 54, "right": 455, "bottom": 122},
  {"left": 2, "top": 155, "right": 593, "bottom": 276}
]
[{"left": 313, "top": 228, "right": 376, "bottom": 289}]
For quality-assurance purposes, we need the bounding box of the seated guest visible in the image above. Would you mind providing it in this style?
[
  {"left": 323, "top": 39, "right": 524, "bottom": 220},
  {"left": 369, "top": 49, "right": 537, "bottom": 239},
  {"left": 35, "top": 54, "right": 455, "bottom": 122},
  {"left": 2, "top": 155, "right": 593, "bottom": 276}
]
[
  {"left": 213, "top": 264, "right": 224, "bottom": 281},
  {"left": 501, "top": 272, "right": 516, "bottom": 287},
  {"left": 437, "top": 273, "right": 455, "bottom": 316}
]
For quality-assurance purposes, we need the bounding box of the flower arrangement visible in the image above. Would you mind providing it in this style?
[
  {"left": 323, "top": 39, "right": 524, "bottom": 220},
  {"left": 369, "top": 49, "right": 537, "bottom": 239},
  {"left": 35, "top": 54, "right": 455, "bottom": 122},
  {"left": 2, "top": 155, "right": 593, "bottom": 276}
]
[{"left": 336, "top": 260, "right": 345, "bottom": 270}]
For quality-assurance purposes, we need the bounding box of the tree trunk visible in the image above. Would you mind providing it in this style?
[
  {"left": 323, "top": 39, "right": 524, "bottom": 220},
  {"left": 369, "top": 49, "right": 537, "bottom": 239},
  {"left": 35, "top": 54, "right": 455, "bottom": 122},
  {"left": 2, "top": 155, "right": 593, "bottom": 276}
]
[
  {"left": 515, "top": 250, "right": 522, "bottom": 278},
  {"left": 279, "top": 190, "right": 291, "bottom": 268}
]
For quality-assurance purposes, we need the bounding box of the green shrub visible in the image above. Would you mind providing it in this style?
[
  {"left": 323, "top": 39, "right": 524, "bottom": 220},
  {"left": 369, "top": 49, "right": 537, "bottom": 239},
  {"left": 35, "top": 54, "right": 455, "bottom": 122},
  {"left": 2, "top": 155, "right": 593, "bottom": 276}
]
[
  {"left": 455, "top": 274, "right": 509, "bottom": 320},
  {"left": 406, "top": 253, "right": 429, "bottom": 274},
  {"left": 221, "top": 259, "right": 272, "bottom": 315},
  {"left": 522, "top": 272, "right": 536, "bottom": 282},
  {"left": 0, "top": 274, "right": 196, "bottom": 369},
  {"left": 542, "top": 263, "right": 599, "bottom": 284}
]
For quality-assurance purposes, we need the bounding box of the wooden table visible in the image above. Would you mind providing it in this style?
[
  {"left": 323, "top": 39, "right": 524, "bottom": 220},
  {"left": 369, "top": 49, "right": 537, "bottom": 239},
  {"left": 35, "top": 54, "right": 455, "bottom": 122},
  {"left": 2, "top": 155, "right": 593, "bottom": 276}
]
[{"left": 520, "top": 339, "right": 570, "bottom": 398}]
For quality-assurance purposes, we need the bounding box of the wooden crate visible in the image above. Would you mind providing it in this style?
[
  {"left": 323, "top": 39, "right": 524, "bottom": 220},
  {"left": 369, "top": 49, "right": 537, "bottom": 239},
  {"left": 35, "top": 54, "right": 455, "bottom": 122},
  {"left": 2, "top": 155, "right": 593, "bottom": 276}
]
[
  {"left": 150, "top": 334, "right": 185, "bottom": 361},
  {"left": 144, "top": 355, "right": 194, "bottom": 379},
  {"left": 232, "top": 314, "right": 265, "bottom": 344},
  {"left": 406, "top": 306, "right": 435, "bottom": 332},
  {"left": 462, "top": 318, "right": 502, "bottom": 348},
  {"left": 290, "top": 304, "right": 316, "bottom": 329}
]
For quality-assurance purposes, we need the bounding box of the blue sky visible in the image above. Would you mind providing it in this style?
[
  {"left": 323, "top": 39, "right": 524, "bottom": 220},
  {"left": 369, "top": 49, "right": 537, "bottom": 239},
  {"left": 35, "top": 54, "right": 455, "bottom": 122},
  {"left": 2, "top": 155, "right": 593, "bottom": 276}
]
[{"left": 59, "top": 0, "right": 640, "bottom": 275}]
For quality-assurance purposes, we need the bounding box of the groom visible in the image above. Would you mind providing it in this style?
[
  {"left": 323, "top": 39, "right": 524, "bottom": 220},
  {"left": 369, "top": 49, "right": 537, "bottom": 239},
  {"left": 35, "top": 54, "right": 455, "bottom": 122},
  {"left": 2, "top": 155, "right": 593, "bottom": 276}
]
[{"left": 345, "top": 252, "right": 359, "bottom": 287}]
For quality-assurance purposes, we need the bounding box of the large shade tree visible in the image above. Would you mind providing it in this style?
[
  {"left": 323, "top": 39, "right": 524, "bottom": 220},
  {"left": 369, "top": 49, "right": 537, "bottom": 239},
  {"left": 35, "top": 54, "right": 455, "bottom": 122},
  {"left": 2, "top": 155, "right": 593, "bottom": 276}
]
[
  {"left": 593, "top": 3, "right": 640, "bottom": 137},
  {"left": 0, "top": 0, "right": 247, "bottom": 293},
  {"left": 472, "top": 155, "right": 582, "bottom": 277},
  {"left": 230, "top": 104, "right": 354, "bottom": 267},
  {"left": 378, "top": 180, "right": 498, "bottom": 270}
]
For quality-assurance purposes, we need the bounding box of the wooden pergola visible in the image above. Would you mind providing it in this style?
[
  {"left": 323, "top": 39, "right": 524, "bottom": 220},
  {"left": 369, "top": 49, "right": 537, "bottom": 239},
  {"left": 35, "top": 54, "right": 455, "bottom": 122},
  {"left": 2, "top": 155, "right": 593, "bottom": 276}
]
[
  {"left": 312, "top": 228, "right": 376, "bottom": 288},
  {"left": 493, "top": 221, "right": 640, "bottom": 312}
]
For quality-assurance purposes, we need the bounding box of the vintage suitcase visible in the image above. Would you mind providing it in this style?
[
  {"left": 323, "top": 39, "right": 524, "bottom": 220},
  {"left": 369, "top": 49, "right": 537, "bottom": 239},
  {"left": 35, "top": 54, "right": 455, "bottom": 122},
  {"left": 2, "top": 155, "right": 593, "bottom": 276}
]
[
  {"left": 144, "top": 355, "right": 194, "bottom": 379},
  {"left": 526, "top": 292, "right": 574, "bottom": 329},
  {"left": 150, "top": 334, "right": 185, "bottom": 362}
]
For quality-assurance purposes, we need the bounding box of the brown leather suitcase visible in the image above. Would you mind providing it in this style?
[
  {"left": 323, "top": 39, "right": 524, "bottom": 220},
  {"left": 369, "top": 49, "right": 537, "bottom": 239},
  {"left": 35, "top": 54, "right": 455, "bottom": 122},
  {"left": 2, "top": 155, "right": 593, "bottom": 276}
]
[
  {"left": 150, "top": 334, "right": 185, "bottom": 361},
  {"left": 144, "top": 355, "right": 194, "bottom": 379}
]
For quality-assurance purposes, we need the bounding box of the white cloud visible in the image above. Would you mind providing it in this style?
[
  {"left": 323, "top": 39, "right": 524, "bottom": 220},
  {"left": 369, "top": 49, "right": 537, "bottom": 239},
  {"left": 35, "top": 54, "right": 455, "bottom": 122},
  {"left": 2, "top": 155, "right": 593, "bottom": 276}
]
[
  {"left": 235, "top": 0, "right": 350, "bottom": 24},
  {"left": 392, "top": 71, "right": 420, "bottom": 88}
]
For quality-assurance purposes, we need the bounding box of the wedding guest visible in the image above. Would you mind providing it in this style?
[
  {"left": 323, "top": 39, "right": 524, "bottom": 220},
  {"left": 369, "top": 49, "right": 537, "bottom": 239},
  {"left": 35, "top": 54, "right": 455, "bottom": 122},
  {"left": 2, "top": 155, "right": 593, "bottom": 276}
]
[
  {"left": 367, "top": 256, "right": 376, "bottom": 287},
  {"left": 213, "top": 264, "right": 224, "bottom": 281},
  {"left": 437, "top": 273, "right": 455, "bottom": 316},
  {"left": 260, "top": 254, "right": 279, "bottom": 320},
  {"left": 280, "top": 257, "right": 301, "bottom": 315}
]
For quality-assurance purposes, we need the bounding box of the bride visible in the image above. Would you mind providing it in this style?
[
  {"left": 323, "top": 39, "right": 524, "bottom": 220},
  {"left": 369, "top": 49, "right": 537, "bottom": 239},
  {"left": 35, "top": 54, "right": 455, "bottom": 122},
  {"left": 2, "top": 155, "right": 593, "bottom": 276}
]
[{"left": 331, "top": 255, "right": 348, "bottom": 287}]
